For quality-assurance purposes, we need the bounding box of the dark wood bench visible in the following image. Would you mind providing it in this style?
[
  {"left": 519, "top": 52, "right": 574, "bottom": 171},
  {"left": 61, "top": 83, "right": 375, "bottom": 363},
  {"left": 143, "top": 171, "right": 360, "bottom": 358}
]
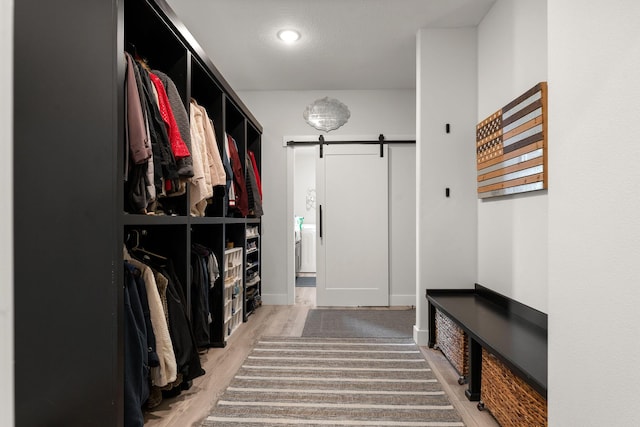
[{"left": 426, "top": 284, "right": 547, "bottom": 404}]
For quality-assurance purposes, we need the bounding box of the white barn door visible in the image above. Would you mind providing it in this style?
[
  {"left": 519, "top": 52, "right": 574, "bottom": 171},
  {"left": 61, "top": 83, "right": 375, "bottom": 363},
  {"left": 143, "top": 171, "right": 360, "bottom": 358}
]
[{"left": 316, "top": 144, "right": 389, "bottom": 306}]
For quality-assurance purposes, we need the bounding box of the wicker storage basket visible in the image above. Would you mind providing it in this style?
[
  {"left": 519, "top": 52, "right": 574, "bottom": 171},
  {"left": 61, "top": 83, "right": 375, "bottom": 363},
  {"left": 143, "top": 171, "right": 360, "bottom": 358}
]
[
  {"left": 435, "top": 309, "right": 468, "bottom": 377},
  {"left": 481, "top": 348, "right": 547, "bottom": 427}
]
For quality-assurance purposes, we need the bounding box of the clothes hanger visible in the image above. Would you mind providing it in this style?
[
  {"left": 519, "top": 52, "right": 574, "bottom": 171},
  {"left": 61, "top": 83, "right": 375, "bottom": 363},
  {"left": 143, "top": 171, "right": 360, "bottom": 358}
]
[
  {"left": 129, "top": 229, "right": 168, "bottom": 261},
  {"left": 127, "top": 42, "right": 142, "bottom": 61}
]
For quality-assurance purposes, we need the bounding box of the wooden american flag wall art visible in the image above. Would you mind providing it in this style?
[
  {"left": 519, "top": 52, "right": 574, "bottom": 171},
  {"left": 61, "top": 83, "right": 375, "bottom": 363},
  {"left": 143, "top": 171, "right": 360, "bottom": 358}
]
[{"left": 476, "top": 82, "right": 548, "bottom": 198}]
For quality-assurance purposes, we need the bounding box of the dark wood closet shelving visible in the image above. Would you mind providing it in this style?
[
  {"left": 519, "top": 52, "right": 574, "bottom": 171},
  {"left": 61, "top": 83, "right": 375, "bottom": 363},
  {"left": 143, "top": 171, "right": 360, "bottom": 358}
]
[
  {"left": 123, "top": 0, "right": 263, "bottom": 345},
  {"left": 15, "top": 0, "right": 262, "bottom": 425}
]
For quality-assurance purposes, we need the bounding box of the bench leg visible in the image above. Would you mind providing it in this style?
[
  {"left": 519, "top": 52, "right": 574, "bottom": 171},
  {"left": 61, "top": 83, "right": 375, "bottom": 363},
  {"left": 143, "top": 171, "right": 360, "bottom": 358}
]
[{"left": 465, "top": 338, "right": 482, "bottom": 401}]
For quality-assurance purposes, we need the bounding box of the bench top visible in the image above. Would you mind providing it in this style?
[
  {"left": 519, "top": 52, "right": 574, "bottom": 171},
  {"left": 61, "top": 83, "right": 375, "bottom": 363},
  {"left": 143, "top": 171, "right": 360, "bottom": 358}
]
[{"left": 427, "top": 286, "right": 547, "bottom": 396}]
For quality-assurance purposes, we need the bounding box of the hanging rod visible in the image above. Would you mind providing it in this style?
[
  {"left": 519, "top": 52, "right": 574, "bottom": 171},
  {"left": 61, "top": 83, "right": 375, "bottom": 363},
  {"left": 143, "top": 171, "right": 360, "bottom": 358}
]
[
  {"left": 286, "top": 134, "right": 415, "bottom": 158},
  {"left": 285, "top": 134, "right": 415, "bottom": 146}
]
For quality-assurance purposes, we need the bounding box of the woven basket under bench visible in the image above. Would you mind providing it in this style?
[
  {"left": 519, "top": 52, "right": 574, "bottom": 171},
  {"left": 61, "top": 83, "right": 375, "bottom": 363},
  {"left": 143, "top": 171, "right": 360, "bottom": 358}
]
[
  {"left": 481, "top": 348, "right": 548, "bottom": 427},
  {"left": 435, "top": 309, "right": 468, "bottom": 378}
]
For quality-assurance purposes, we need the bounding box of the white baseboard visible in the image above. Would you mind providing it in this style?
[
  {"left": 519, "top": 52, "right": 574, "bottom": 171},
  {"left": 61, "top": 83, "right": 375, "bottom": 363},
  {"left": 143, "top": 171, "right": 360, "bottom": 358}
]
[
  {"left": 262, "top": 293, "right": 418, "bottom": 308},
  {"left": 390, "top": 294, "right": 417, "bottom": 307},
  {"left": 413, "top": 324, "right": 429, "bottom": 346},
  {"left": 262, "top": 293, "right": 417, "bottom": 307}
]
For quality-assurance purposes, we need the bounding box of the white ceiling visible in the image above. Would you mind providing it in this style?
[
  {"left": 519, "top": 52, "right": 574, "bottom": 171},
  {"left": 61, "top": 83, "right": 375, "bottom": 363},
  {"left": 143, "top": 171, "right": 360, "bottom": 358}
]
[{"left": 165, "top": 0, "right": 496, "bottom": 91}]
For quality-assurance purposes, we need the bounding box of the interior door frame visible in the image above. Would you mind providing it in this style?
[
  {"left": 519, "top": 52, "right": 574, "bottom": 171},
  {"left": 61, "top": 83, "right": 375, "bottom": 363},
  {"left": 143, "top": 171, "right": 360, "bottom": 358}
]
[{"left": 283, "top": 134, "right": 415, "bottom": 306}]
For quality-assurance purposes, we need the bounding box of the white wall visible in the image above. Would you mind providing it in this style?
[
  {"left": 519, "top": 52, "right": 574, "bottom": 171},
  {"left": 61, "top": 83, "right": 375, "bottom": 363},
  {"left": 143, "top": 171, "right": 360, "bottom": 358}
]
[
  {"left": 293, "top": 146, "right": 316, "bottom": 225},
  {"left": 0, "top": 0, "right": 13, "bottom": 425},
  {"left": 548, "top": 0, "right": 640, "bottom": 425},
  {"left": 238, "top": 90, "right": 416, "bottom": 305},
  {"left": 415, "top": 28, "right": 478, "bottom": 344},
  {"left": 389, "top": 144, "right": 416, "bottom": 306},
  {"left": 477, "top": 0, "right": 548, "bottom": 313}
]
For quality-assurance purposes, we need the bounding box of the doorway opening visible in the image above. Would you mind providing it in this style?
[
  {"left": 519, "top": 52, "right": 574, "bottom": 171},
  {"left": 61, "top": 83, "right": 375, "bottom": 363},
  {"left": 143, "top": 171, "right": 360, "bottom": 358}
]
[
  {"left": 286, "top": 135, "right": 416, "bottom": 309},
  {"left": 293, "top": 145, "right": 317, "bottom": 306}
]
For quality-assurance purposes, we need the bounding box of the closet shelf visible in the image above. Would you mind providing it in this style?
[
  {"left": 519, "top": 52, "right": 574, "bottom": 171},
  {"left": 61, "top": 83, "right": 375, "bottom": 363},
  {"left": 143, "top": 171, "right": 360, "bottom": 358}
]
[
  {"left": 225, "top": 217, "right": 249, "bottom": 224},
  {"left": 123, "top": 215, "right": 259, "bottom": 227},
  {"left": 189, "top": 217, "right": 228, "bottom": 225},
  {"left": 122, "top": 214, "right": 188, "bottom": 225},
  {"left": 189, "top": 217, "right": 259, "bottom": 225}
]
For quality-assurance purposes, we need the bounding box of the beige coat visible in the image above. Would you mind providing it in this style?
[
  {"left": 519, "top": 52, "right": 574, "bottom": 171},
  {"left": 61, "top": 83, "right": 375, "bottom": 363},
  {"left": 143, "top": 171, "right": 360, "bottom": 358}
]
[
  {"left": 189, "top": 100, "right": 226, "bottom": 216},
  {"left": 124, "top": 253, "right": 177, "bottom": 388}
]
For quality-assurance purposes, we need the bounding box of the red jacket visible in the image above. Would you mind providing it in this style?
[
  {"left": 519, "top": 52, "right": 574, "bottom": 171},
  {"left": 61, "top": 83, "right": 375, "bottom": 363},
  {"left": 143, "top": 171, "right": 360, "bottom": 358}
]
[
  {"left": 149, "top": 72, "right": 191, "bottom": 159},
  {"left": 227, "top": 135, "right": 249, "bottom": 217}
]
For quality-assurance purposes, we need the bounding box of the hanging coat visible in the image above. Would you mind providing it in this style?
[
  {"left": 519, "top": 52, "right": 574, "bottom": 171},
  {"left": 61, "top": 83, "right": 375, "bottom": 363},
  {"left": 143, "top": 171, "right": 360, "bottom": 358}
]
[
  {"left": 227, "top": 135, "right": 249, "bottom": 217},
  {"left": 246, "top": 156, "right": 263, "bottom": 217},
  {"left": 135, "top": 61, "right": 179, "bottom": 195},
  {"left": 189, "top": 100, "right": 213, "bottom": 216},
  {"left": 149, "top": 72, "right": 191, "bottom": 161},
  {"left": 152, "top": 69, "right": 194, "bottom": 178},
  {"left": 124, "top": 255, "right": 177, "bottom": 388},
  {"left": 248, "top": 150, "right": 262, "bottom": 198}
]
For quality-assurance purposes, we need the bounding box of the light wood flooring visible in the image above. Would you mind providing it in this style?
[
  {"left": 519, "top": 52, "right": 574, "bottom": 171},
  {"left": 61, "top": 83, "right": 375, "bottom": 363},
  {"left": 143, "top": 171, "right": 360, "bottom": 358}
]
[{"left": 144, "top": 287, "right": 499, "bottom": 427}]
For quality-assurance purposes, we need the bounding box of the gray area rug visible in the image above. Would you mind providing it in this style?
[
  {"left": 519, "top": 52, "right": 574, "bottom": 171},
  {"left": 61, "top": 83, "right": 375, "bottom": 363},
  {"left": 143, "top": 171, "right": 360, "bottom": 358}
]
[
  {"left": 302, "top": 309, "right": 416, "bottom": 338},
  {"left": 202, "top": 337, "right": 465, "bottom": 426}
]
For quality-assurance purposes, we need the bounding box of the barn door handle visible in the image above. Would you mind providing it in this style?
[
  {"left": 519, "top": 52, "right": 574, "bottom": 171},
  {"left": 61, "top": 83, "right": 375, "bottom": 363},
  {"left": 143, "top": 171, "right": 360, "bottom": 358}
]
[{"left": 319, "top": 205, "right": 323, "bottom": 238}]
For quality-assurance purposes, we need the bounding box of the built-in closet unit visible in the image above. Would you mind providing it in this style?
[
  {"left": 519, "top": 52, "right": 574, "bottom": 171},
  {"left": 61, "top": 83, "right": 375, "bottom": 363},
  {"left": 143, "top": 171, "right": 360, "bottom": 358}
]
[{"left": 14, "top": 0, "right": 262, "bottom": 425}]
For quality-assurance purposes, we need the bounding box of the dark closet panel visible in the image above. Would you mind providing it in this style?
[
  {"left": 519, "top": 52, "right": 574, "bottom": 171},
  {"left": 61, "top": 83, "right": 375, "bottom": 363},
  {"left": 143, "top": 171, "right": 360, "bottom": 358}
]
[{"left": 14, "top": 0, "right": 122, "bottom": 425}]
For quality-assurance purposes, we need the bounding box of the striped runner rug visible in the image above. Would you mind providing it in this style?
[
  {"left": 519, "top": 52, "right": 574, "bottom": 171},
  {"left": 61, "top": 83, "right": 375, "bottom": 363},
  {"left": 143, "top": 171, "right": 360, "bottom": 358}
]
[{"left": 202, "top": 337, "right": 465, "bottom": 427}]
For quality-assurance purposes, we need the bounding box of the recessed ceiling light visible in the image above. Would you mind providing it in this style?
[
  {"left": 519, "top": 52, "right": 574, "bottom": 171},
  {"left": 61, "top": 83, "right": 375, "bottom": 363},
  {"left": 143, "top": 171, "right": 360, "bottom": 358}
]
[{"left": 277, "top": 29, "right": 301, "bottom": 44}]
